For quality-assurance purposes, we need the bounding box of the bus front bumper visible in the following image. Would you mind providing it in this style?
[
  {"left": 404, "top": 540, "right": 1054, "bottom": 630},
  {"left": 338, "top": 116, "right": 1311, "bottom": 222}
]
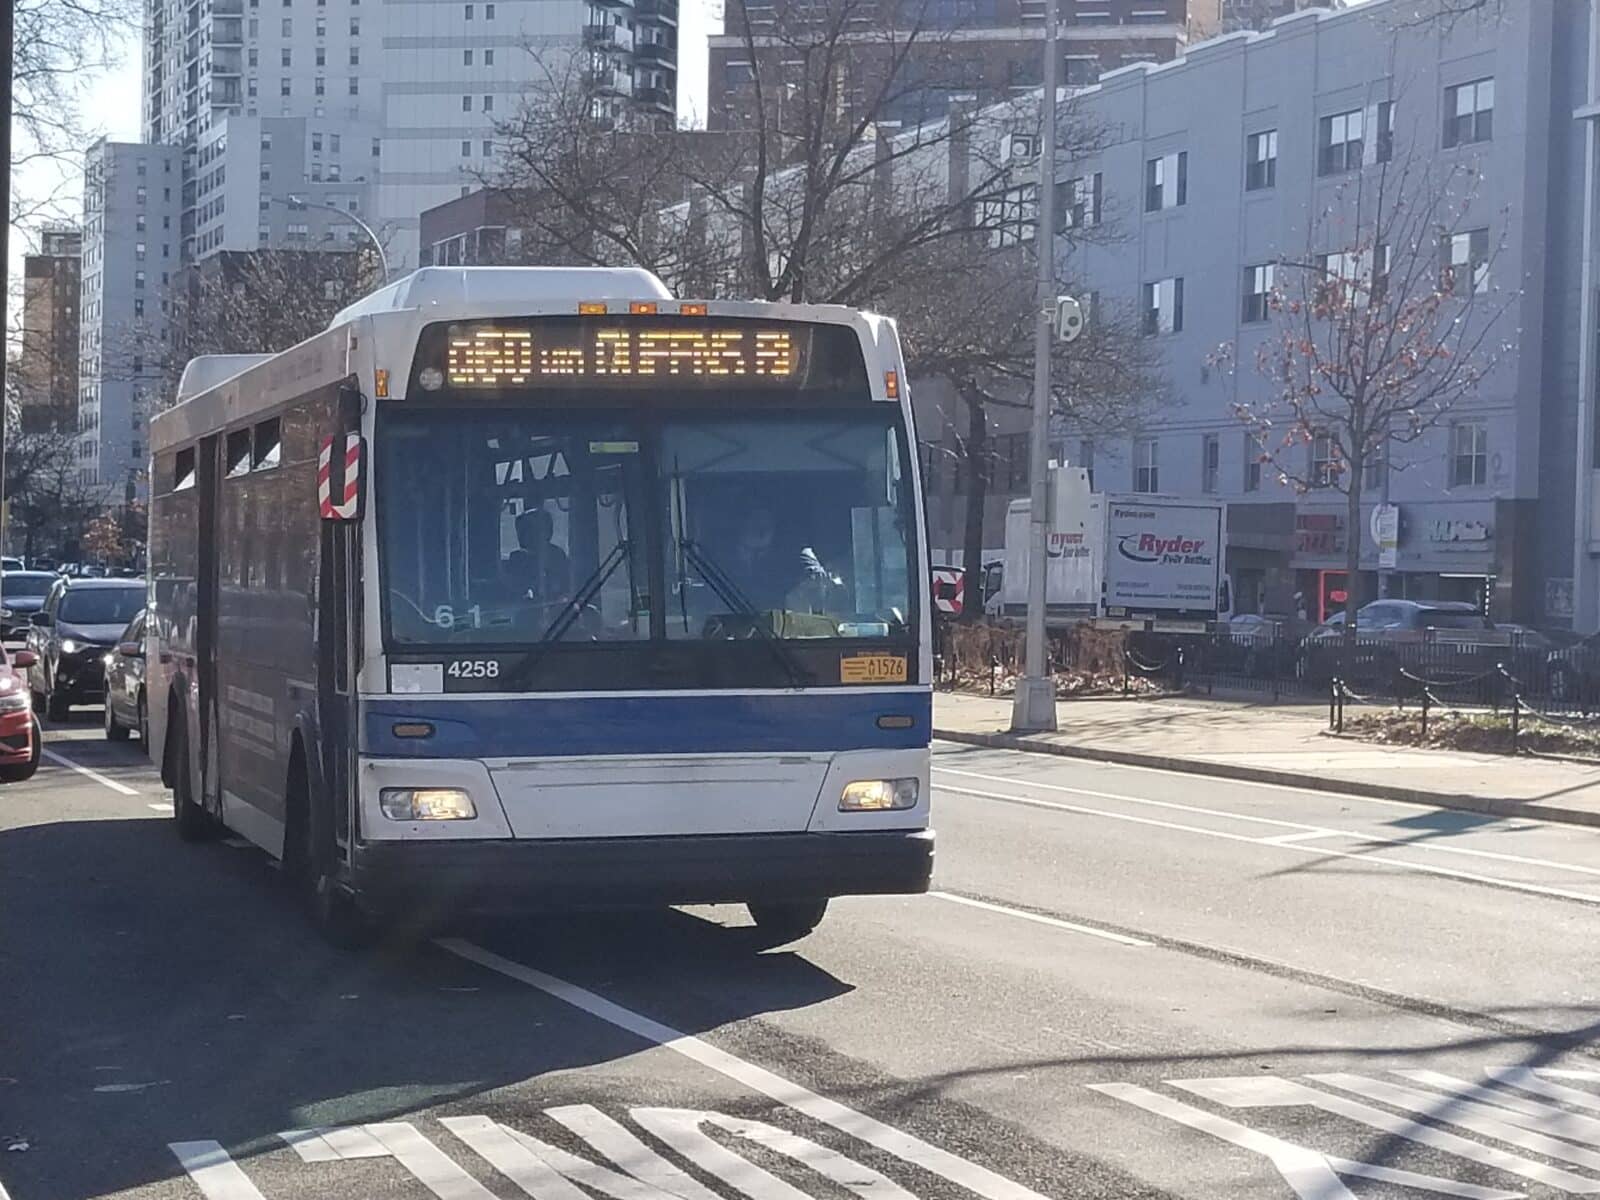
[{"left": 350, "top": 828, "right": 934, "bottom": 916}]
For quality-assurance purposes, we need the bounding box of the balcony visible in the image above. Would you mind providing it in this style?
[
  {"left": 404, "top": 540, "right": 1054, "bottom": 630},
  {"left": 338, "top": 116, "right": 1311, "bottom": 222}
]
[
  {"left": 633, "top": 0, "right": 677, "bottom": 21},
  {"left": 212, "top": 18, "right": 242, "bottom": 45},
  {"left": 635, "top": 84, "right": 672, "bottom": 111},
  {"left": 633, "top": 40, "right": 671, "bottom": 66},
  {"left": 584, "top": 22, "right": 632, "bottom": 50}
]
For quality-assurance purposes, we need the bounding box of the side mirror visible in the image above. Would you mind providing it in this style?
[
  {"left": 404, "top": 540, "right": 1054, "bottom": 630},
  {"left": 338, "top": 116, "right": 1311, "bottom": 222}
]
[
  {"left": 30, "top": 612, "right": 51, "bottom": 627},
  {"left": 11, "top": 650, "right": 36, "bottom": 670},
  {"left": 117, "top": 641, "right": 144, "bottom": 659}
]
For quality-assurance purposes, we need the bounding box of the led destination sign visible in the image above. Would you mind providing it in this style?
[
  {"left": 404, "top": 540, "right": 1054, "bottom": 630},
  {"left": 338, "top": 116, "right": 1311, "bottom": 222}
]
[{"left": 444, "top": 322, "right": 803, "bottom": 389}]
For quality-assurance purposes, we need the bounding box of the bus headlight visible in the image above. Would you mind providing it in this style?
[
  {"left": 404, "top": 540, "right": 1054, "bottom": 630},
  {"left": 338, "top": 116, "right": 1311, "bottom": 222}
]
[
  {"left": 380, "top": 787, "right": 476, "bottom": 821},
  {"left": 839, "top": 778, "right": 918, "bottom": 812}
]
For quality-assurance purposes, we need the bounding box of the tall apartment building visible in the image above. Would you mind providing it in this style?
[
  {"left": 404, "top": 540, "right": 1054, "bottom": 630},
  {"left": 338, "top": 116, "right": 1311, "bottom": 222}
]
[
  {"left": 1218, "top": 0, "right": 1333, "bottom": 33},
  {"left": 916, "top": 1, "right": 1581, "bottom": 626},
  {"left": 78, "top": 140, "right": 183, "bottom": 495},
  {"left": 18, "top": 226, "right": 84, "bottom": 435},
  {"left": 707, "top": 0, "right": 1216, "bottom": 130}
]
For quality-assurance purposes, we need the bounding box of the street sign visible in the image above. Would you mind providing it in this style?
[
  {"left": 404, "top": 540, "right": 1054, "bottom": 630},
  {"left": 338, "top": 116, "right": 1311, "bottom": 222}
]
[
  {"left": 1370, "top": 503, "right": 1399, "bottom": 569},
  {"left": 930, "top": 567, "right": 965, "bottom": 618}
]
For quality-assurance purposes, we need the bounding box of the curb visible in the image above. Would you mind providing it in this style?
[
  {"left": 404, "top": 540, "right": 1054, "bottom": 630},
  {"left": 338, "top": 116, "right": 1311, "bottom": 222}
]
[{"left": 931, "top": 727, "right": 1600, "bottom": 830}]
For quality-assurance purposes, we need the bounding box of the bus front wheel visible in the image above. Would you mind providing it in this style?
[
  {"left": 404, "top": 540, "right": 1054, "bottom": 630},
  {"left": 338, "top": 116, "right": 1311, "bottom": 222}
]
[
  {"left": 747, "top": 899, "right": 828, "bottom": 945},
  {"left": 289, "top": 762, "right": 374, "bottom": 950}
]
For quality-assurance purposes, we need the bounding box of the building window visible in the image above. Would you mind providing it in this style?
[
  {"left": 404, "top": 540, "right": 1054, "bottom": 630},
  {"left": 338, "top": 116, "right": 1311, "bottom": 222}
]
[
  {"left": 486, "top": 3, "right": 494, "bottom": 15},
  {"left": 281, "top": 77, "right": 291, "bottom": 95},
  {"left": 349, "top": 46, "right": 360, "bottom": 65},
  {"left": 484, "top": 48, "right": 494, "bottom": 65},
  {"left": 1201, "top": 434, "right": 1219, "bottom": 494},
  {"left": 1442, "top": 228, "right": 1491, "bottom": 294},
  {"left": 1444, "top": 78, "right": 1493, "bottom": 148},
  {"left": 1242, "top": 263, "right": 1274, "bottom": 323},
  {"left": 248, "top": 47, "right": 258, "bottom": 67},
  {"left": 1376, "top": 100, "right": 1395, "bottom": 163},
  {"left": 482, "top": 94, "right": 494, "bottom": 111},
  {"left": 133, "top": 298, "right": 145, "bottom": 317},
  {"left": 135, "top": 241, "right": 146, "bottom": 260},
  {"left": 312, "top": 131, "right": 323, "bottom": 151},
  {"left": 330, "top": 133, "right": 341, "bottom": 152},
  {"left": 372, "top": 138, "right": 381, "bottom": 157},
  {"left": 464, "top": 1, "right": 473, "bottom": 14},
  {"left": 1450, "top": 421, "right": 1488, "bottom": 486},
  {"left": 315, "top": 47, "right": 326, "bottom": 66},
  {"left": 462, "top": 94, "right": 473, "bottom": 111},
  {"left": 1142, "top": 277, "right": 1184, "bottom": 335},
  {"left": 1144, "top": 150, "right": 1187, "bottom": 212},
  {"left": 1244, "top": 433, "right": 1263, "bottom": 492},
  {"left": 135, "top": 186, "right": 147, "bottom": 204},
  {"left": 350, "top": 16, "right": 360, "bottom": 33},
  {"left": 461, "top": 139, "right": 472, "bottom": 156},
  {"left": 1318, "top": 108, "right": 1363, "bottom": 176},
  {"left": 464, "top": 48, "right": 474, "bottom": 64},
  {"left": 1310, "top": 429, "right": 1337, "bottom": 487},
  {"left": 1134, "top": 438, "right": 1159, "bottom": 493},
  {"left": 349, "top": 76, "right": 359, "bottom": 94},
  {"left": 482, "top": 139, "right": 493, "bottom": 156},
  {"left": 315, "top": 14, "right": 325, "bottom": 32},
  {"left": 314, "top": 76, "right": 325, "bottom": 95},
  {"left": 981, "top": 183, "right": 1036, "bottom": 248},
  {"left": 1058, "top": 172, "right": 1102, "bottom": 230},
  {"left": 135, "top": 213, "right": 147, "bottom": 231},
  {"left": 1246, "top": 129, "right": 1276, "bottom": 191}
]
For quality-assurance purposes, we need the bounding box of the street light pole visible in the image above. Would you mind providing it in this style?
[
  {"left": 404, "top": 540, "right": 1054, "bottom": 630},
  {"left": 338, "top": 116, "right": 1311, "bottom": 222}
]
[
  {"left": 1, "top": 0, "right": 14, "bottom": 560},
  {"left": 278, "top": 194, "right": 391, "bottom": 285},
  {"left": 1010, "top": 0, "right": 1059, "bottom": 733}
]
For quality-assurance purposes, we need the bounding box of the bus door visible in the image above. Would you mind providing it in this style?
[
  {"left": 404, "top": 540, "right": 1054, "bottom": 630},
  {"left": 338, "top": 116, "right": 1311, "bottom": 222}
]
[
  {"left": 317, "top": 410, "right": 364, "bottom": 852},
  {"left": 196, "top": 433, "right": 222, "bottom": 814}
]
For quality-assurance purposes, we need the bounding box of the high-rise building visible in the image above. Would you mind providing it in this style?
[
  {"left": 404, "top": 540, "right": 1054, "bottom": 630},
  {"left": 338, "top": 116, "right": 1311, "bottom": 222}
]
[
  {"left": 18, "top": 226, "right": 83, "bottom": 435},
  {"left": 78, "top": 140, "right": 182, "bottom": 495},
  {"left": 1219, "top": 0, "right": 1338, "bottom": 33},
  {"left": 707, "top": 0, "right": 1216, "bottom": 130}
]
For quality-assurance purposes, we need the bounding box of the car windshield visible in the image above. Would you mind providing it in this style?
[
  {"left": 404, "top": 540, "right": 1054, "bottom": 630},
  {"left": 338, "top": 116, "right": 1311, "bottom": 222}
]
[
  {"left": 59, "top": 586, "right": 145, "bottom": 626},
  {"left": 1, "top": 574, "right": 53, "bottom": 599},
  {"left": 377, "top": 409, "right": 914, "bottom": 646}
]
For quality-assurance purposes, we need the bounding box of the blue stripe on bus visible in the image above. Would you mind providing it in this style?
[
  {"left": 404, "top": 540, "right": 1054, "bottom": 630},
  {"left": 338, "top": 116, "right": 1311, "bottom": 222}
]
[{"left": 360, "top": 690, "right": 932, "bottom": 759}]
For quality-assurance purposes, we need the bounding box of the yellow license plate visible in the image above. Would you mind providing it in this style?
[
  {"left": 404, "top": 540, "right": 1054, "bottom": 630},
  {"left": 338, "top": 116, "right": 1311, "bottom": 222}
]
[{"left": 840, "top": 654, "right": 908, "bottom": 684}]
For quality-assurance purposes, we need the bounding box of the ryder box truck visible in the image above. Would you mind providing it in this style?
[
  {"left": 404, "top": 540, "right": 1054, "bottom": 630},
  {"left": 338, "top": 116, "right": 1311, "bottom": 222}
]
[{"left": 986, "top": 468, "right": 1229, "bottom": 630}]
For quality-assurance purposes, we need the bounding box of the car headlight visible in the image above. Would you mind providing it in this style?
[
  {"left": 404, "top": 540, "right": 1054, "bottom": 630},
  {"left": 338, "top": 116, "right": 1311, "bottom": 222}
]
[
  {"left": 0, "top": 690, "right": 29, "bottom": 713},
  {"left": 379, "top": 787, "right": 476, "bottom": 821},
  {"left": 839, "top": 778, "right": 919, "bottom": 812},
  {"left": 59, "top": 639, "right": 82, "bottom": 655}
]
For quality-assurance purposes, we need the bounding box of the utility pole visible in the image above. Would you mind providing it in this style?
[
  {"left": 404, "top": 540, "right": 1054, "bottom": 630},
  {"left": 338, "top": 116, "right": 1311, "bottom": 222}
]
[
  {"left": 1010, "top": 0, "right": 1059, "bottom": 733},
  {"left": 1, "top": 0, "right": 13, "bottom": 561}
]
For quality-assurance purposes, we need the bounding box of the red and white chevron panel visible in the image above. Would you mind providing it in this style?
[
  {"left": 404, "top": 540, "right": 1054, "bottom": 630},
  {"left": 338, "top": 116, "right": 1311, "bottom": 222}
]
[{"left": 318, "top": 432, "right": 364, "bottom": 521}]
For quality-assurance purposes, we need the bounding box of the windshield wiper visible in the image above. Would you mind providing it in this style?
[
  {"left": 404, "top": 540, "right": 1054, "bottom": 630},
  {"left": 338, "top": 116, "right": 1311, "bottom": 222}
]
[
  {"left": 678, "top": 538, "right": 809, "bottom": 688},
  {"left": 505, "top": 539, "right": 631, "bottom": 688}
]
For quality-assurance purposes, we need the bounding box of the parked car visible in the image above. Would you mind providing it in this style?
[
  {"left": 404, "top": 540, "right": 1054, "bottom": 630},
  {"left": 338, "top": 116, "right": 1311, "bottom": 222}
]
[
  {"left": 0, "top": 644, "right": 41, "bottom": 781},
  {"left": 0, "top": 571, "right": 60, "bottom": 641},
  {"left": 0, "top": 557, "right": 23, "bottom": 572},
  {"left": 26, "top": 578, "right": 146, "bottom": 720},
  {"left": 102, "top": 610, "right": 147, "bottom": 745},
  {"left": 1299, "top": 601, "right": 1495, "bottom": 687}
]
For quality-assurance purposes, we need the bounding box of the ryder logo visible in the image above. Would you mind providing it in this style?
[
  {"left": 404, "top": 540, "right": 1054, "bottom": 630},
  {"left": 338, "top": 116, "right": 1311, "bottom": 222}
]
[{"left": 1118, "top": 531, "right": 1212, "bottom": 565}]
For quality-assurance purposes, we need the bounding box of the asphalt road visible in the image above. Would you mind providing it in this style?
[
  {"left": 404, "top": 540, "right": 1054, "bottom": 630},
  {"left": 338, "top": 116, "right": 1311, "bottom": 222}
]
[{"left": 7, "top": 720, "right": 1600, "bottom": 1200}]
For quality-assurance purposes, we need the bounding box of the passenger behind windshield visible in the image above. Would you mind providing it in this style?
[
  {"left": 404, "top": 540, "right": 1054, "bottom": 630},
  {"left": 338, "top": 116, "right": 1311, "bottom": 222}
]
[{"left": 503, "top": 507, "right": 572, "bottom": 612}]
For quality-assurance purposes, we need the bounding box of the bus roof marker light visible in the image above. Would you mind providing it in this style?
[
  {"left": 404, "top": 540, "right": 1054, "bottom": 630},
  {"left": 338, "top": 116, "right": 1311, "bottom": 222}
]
[
  {"left": 374, "top": 368, "right": 389, "bottom": 398},
  {"left": 630, "top": 301, "right": 659, "bottom": 315},
  {"left": 578, "top": 301, "right": 609, "bottom": 315},
  {"left": 680, "top": 302, "right": 708, "bottom": 316},
  {"left": 884, "top": 370, "right": 900, "bottom": 400}
]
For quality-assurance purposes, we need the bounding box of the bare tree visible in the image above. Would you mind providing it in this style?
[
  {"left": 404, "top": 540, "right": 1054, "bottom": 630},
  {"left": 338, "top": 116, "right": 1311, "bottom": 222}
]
[
  {"left": 493, "top": 0, "right": 1026, "bottom": 308},
  {"left": 174, "top": 248, "right": 376, "bottom": 359},
  {"left": 1230, "top": 154, "right": 1513, "bottom": 647},
  {"left": 2, "top": 393, "right": 108, "bottom": 563}
]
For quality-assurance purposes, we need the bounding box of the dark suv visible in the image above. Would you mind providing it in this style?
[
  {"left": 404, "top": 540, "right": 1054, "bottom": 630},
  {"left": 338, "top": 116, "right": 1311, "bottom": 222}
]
[{"left": 26, "top": 578, "right": 145, "bottom": 720}]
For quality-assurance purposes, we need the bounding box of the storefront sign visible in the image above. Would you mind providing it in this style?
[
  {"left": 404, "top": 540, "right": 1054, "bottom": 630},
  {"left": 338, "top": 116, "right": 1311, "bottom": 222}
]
[
  {"left": 1294, "top": 512, "right": 1345, "bottom": 556},
  {"left": 1370, "top": 504, "right": 1400, "bottom": 570},
  {"left": 1426, "top": 518, "right": 1491, "bottom": 544}
]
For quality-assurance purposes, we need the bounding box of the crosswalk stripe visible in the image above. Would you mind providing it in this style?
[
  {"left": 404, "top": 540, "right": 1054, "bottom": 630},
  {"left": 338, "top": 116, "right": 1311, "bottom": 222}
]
[
  {"left": 168, "top": 1141, "right": 270, "bottom": 1200},
  {"left": 632, "top": 1109, "right": 817, "bottom": 1200},
  {"left": 547, "top": 1106, "right": 726, "bottom": 1200},
  {"left": 697, "top": 1112, "right": 918, "bottom": 1200},
  {"left": 443, "top": 1115, "right": 674, "bottom": 1200},
  {"left": 1396, "top": 1070, "right": 1600, "bottom": 1144},
  {"left": 363, "top": 1122, "right": 498, "bottom": 1199}
]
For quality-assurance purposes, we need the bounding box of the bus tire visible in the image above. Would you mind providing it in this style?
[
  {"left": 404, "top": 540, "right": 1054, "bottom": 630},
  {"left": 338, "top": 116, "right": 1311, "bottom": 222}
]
[
  {"left": 747, "top": 899, "right": 828, "bottom": 945},
  {"left": 290, "top": 755, "right": 374, "bottom": 950},
  {"left": 170, "top": 708, "right": 216, "bottom": 842}
]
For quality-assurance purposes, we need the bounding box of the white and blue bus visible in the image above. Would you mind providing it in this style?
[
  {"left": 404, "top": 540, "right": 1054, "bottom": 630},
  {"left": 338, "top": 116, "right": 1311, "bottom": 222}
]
[{"left": 148, "top": 267, "right": 933, "bottom": 943}]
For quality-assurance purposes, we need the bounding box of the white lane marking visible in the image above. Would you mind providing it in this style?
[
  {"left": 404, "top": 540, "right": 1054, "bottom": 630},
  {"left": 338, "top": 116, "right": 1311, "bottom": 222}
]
[
  {"left": 631, "top": 1109, "right": 815, "bottom": 1200},
  {"left": 279, "top": 1126, "right": 391, "bottom": 1163},
  {"left": 41, "top": 747, "right": 138, "bottom": 795},
  {"left": 363, "top": 1122, "right": 498, "bottom": 1199},
  {"left": 1310, "top": 1073, "right": 1600, "bottom": 1172},
  {"left": 436, "top": 938, "right": 1054, "bottom": 1200},
  {"left": 169, "top": 1141, "right": 271, "bottom": 1200},
  {"left": 1259, "top": 831, "right": 1342, "bottom": 846},
  {"left": 1488, "top": 1067, "right": 1600, "bottom": 1112},
  {"left": 935, "top": 759, "right": 1600, "bottom": 878},
  {"left": 279, "top": 1130, "right": 339, "bottom": 1163},
  {"left": 698, "top": 1111, "right": 920, "bottom": 1200},
  {"left": 936, "top": 782, "right": 1600, "bottom": 907},
  {"left": 443, "top": 1115, "right": 674, "bottom": 1200},
  {"left": 147, "top": 802, "right": 169, "bottom": 813},
  {"left": 927, "top": 891, "right": 1150, "bottom": 947},
  {"left": 1089, "top": 1083, "right": 1519, "bottom": 1200},
  {"left": 1176, "top": 1075, "right": 1600, "bottom": 1194},
  {"left": 1395, "top": 1071, "right": 1600, "bottom": 1145},
  {"left": 546, "top": 1106, "right": 725, "bottom": 1200}
]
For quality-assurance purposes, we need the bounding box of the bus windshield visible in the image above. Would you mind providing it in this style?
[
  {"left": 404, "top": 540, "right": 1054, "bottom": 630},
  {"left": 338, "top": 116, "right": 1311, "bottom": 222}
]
[{"left": 377, "top": 408, "right": 914, "bottom": 648}]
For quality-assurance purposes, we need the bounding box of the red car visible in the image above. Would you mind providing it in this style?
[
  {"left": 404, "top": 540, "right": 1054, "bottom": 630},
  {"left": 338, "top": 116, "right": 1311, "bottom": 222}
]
[{"left": 0, "top": 646, "right": 41, "bottom": 781}]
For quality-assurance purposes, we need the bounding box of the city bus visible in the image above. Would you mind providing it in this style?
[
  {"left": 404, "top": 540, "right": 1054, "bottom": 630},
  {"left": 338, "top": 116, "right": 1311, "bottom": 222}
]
[{"left": 147, "top": 267, "right": 933, "bottom": 944}]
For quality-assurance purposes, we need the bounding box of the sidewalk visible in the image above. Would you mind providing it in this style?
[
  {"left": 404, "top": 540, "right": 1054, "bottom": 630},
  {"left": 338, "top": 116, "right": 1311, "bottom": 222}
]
[{"left": 932, "top": 691, "right": 1600, "bottom": 828}]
